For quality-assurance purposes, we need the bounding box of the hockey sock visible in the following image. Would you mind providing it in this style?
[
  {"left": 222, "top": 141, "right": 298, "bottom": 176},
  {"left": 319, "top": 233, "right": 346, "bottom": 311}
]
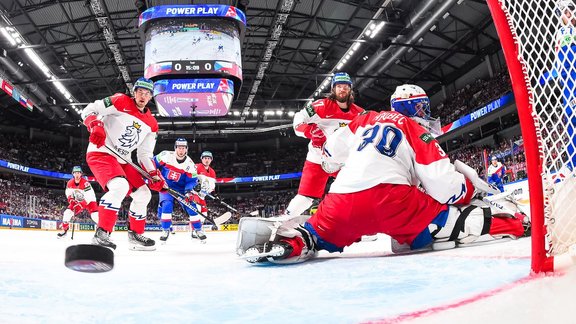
[
  {"left": 97, "top": 205, "right": 118, "bottom": 233},
  {"left": 129, "top": 215, "right": 146, "bottom": 234},
  {"left": 161, "top": 220, "right": 172, "bottom": 231},
  {"left": 190, "top": 220, "right": 202, "bottom": 231},
  {"left": 62, "top": 222, "right": 69, "bottom": 231}
]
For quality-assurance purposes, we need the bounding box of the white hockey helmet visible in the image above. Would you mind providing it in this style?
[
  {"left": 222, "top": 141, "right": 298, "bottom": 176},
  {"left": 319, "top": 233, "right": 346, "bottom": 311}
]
[
  {"left": 390, "top": 84, "right": 431, "bottom": 120},
  {"left": 555, "top": 0, "right": 575, "bottom": 17},
  {"left": 174, "top": 137, "right": 188, "bottom": 149}
]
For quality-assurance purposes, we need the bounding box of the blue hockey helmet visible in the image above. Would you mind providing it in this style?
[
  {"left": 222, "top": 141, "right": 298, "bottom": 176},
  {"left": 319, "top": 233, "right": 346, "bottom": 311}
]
[
  {"left": 72, "top": 166, "right": 83, "bottom": 174},
  {"left": 201, "top": 151, "right": 213, "bottom": 159},
  {"left": 390, "top": 84, "right": 431, "bottom": 120},
  {"left": 331, "top": 72, "right": 353, "bottom": 88},
  {"left": 174, "top": 137, "right": 188, "bottom": 149},
  {"left": 491, "top": 156, "right": 498, "bottom": 161},
  {"left": 133, "top": 77, "right": 154, "bottom": 94}
]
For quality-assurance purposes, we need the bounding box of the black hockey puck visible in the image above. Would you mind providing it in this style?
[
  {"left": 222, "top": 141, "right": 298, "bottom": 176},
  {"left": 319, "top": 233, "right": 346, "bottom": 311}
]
[{"left": 65, "top": 244, "right": 114, "bottom": 273}]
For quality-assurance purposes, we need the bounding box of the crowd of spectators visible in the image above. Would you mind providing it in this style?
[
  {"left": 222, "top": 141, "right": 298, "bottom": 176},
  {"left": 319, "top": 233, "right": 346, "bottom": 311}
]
[
  {"left": 432, "top": 70, "right": 511, "bottom": 124},
  {"left": 0, "top": 133, "right": 88, "bottom": 174},
  {"left": 0, "top": 173, "right": 65, "bottom": 220}
]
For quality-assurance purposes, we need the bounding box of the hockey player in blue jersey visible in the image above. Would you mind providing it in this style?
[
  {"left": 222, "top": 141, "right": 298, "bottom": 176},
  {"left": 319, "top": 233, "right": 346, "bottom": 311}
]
[
  {"left": 553, "top": 1, "right": 576, "bottom": 168},
  {"left": 154, "top": 138, "right": 206, "bottom": 243},
  {"left": 487, "top": 156, "right": 506, "bottom": 192}
]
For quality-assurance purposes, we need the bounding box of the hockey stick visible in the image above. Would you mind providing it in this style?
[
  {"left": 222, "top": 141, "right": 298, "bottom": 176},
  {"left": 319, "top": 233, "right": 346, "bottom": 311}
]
[
  {"left": 199, "top": 190, "right": 259, "bottom": 216},
  {"left": 70, "top": 216, "right": 75, "bottom": 240},
  {"left": 103, "top": 145, "right": 231, "bottom": 226}
]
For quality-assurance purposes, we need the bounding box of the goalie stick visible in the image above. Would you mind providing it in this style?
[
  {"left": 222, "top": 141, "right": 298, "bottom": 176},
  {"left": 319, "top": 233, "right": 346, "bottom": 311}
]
[
  {"left": 103, "top": 145, "right": 231, "bottom": 226},
  {"left": 199, "top": 190, "right": 258, "bottom": 217}
]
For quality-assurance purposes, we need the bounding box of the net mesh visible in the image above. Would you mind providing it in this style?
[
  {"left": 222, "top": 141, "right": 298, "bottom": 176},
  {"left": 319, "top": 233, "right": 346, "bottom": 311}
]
[{"left": 497, "top": 0, "right": 576, "bottom": 255}]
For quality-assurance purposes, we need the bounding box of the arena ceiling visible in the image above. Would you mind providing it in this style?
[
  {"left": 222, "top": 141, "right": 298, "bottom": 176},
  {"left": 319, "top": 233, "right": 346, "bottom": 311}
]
[{"left": 0, "top": 0, "right": 502, "bottom": 140}]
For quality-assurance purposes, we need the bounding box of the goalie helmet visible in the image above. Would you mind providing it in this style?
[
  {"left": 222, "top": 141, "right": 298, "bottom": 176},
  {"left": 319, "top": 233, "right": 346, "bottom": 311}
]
[
  {"left": 174, "top": 137, "right": 188, "bottom": 149},
  {"left": 390, "top": 84, "right": 431, "bottom": 120},
  {"left": 133, "top": 77, "right": 154, "bottom": 94},
  {"left": 331, "top": 72, "right": 353, "bottom": 88},
  {"left": 71, "top": 166, "right": 83, "bottom": 174},
  {"left": 555, "top": 0, "right": 575, "bottom": 17}
]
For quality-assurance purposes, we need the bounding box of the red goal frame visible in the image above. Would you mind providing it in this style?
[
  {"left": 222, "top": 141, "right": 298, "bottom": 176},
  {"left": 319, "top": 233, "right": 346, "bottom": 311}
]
[{"left": 486, "top": 0, "right": 552, "bottom": 273}]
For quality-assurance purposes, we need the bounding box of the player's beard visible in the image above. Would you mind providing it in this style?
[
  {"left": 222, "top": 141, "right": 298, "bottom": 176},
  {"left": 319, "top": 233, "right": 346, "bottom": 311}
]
[{"left": 335, "top": 92, "right": 350, "bottom": 103}]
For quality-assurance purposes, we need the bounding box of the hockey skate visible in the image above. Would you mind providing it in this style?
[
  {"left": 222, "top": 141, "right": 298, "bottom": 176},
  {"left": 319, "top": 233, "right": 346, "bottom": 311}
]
[
  {"left": 191, "top": 229, "right": 207, "bottom": 243},
  {"left": 57, "top": 229, "right": 68, "bottom": 239},
  {"left": 243, "top": 241, "right": 294, "bottom": 263},
  {"left": 159, "top": 230, "right": 170, "bottom": 243},
  {"left": 128, "top": 230, "right": 156, "bottom": 251},
  {"left": 92, "top": 227, "right": 117, "bottom": 250}
]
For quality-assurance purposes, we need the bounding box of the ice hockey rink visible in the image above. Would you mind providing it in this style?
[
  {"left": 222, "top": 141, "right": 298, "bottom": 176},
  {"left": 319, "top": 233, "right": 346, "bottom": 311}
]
[{"left": 1, "top": 228, "right": 573, "bottom": 324}]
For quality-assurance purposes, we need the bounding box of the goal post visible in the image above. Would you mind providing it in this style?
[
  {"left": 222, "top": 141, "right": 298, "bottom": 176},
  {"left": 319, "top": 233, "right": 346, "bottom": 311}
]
[{"left": 487, "top": 0, "right": 576, "bottom": 273}]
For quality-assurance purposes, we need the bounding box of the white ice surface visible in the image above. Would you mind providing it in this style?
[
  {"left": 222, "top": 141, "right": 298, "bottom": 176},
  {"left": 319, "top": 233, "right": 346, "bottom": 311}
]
[{"left": 0, "top": 229, "right": 573, "bottom": 324}]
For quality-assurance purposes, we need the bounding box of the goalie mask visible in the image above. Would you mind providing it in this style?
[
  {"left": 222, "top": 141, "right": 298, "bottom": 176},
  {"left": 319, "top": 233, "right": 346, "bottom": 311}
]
[
  {"left": 391, "top": 84, "right": 442, "bottom": 136},
  {"left": 391, "top": 84, "right": 431, "bottom": 120}
]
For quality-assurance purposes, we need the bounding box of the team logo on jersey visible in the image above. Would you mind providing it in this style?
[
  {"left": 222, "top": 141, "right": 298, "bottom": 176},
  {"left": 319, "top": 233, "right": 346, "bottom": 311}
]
[
  {"left": 339, "top": 122, "right": 348, "bottom": 128},
  {"left": 118, "top": 121, "right": 142, "bottom": 148},
  {"left": 167, "top": 170, "right": 181, "bottom": 181}
]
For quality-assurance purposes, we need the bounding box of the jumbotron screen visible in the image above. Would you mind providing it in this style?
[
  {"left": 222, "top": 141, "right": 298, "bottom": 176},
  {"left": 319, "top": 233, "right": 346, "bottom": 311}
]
[{"left": 143, "top": 18, "right": 242, "bottom": 80}]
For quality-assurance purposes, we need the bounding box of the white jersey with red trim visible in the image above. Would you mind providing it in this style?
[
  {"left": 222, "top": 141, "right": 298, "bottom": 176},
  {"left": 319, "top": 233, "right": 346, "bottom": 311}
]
[
  {"left": 323, "top": 111, "right": 472, "bottom": 205},
  {"left": 195, "top": 163, "right": 216, "bottom": 193},
  {"left": 65, "top": 178, "right": 96, "bottom": 203},
  {"left": 293, "top": 97, "right": 364, "bottom": 164},
  {"left": 81, "top": 93, "right": 159, "bottom": 172}
]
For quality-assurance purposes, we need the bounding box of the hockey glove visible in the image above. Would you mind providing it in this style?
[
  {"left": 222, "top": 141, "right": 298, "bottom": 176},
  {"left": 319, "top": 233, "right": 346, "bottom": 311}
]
[
  {"left": 147, "top": 169, "right": 167, "bottom": 192},
  {"left": 303, "top": 124, "right": 326, "bottom": 148},
  {"left": 185, "top": 191, "right": 203, "bottom": 205},
  {"left": 69, "top": 199, "right": 87, "bottom": 215},
  {"left": 84, "top": 115, "right": 106, "bottom": 148}
]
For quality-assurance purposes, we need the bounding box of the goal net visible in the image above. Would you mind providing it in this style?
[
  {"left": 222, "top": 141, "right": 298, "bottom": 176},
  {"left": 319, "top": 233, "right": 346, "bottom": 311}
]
[{"left": 487, "top": 0, "right": 576, "bottom": 272}]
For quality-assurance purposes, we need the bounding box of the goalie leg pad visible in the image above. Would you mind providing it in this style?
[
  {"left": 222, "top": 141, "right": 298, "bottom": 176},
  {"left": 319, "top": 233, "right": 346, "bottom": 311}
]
[
  {"left": 433, "top": 205, "right": 492, "bottom": 244},
  {"left": 236, "top": 217, "right": 277, "bottom": 256}
]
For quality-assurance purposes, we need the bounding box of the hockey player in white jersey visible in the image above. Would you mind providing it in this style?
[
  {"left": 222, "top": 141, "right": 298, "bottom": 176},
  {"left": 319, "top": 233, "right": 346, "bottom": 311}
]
[
  {"left": 154, "top": 138, "right": 206, "bottom": 243},
  {"left": 237, "top": 84, "right": 528, "bottom": 264},
  {"left": 81, "top": 77, "right": 165, "bottom": 251},
  {"left": 57, "top": 166, "right": 98, "bottom": 238}
]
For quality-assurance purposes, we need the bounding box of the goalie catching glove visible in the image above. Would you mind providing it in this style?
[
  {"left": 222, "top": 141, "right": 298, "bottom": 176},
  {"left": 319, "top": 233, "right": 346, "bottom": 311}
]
[{"left": 237, "top": 215, "right": 318, "bottom": 264}]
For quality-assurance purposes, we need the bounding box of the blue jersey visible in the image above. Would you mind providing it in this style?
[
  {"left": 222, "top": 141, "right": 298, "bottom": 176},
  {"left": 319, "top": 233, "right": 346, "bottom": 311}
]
[{"left": 154, "top": 150, "right": 198, "bottom": 193}]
